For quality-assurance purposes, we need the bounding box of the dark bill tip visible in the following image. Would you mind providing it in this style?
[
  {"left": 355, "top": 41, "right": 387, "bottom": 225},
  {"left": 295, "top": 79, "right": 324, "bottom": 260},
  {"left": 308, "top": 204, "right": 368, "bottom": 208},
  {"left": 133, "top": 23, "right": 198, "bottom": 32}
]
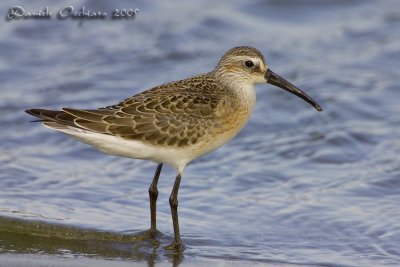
[{"left": 265, "top": 69, "right": 322, "bottom": 112}]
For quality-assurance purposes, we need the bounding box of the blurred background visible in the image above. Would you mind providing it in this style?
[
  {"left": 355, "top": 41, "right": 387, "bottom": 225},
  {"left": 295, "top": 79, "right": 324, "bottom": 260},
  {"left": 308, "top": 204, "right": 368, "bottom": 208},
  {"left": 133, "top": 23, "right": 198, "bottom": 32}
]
[{"left": 0, "top": 0, "right": 399, "bottom": 266}]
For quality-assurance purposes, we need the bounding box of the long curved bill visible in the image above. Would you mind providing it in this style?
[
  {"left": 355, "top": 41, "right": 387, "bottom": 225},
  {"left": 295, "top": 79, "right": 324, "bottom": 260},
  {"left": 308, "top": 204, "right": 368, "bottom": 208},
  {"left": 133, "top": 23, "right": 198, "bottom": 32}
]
[{"left": 265, "top": 69, "right": 322, "bottom": 112}]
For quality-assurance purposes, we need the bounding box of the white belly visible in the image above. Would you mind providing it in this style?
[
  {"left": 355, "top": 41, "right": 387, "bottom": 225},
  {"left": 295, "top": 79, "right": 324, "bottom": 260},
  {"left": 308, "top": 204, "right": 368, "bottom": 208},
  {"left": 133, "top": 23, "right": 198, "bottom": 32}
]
[{"left": 44, "top": 123, "right": 212, "bottom": 173}]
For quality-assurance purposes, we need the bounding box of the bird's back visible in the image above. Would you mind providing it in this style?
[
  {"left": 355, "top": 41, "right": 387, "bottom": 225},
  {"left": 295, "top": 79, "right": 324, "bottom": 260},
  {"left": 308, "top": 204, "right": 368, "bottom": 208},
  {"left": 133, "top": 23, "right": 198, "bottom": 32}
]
[{"left": 26, "top": 72, "right": 255, "bottom": 155}]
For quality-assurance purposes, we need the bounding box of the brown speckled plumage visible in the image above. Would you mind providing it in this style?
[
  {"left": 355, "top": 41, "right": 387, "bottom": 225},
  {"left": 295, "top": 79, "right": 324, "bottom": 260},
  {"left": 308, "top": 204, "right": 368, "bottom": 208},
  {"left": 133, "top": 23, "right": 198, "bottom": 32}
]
[{"left": 27, "top": 72, "right": 248, "bottom": 148}]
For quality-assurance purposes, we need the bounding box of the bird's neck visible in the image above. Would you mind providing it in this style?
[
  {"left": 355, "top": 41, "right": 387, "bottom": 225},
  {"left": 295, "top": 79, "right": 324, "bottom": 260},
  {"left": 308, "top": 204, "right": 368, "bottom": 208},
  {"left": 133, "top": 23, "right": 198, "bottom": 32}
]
[
  {"left": 219, "top": 77, "right": 256, "bottom": 107},
  {"left": 211, "top": 70, "right": 255, "bottom": 99},
  {"left": 235, "top": 82, "right": 257, "bottom": 105}
]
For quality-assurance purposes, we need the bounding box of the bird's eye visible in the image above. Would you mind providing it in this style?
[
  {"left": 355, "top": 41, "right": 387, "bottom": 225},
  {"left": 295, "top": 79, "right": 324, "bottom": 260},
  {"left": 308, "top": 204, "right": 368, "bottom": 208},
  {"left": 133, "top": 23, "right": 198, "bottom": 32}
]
[{"left": 244, "top": 60, "right": 254, "bottom": 68}]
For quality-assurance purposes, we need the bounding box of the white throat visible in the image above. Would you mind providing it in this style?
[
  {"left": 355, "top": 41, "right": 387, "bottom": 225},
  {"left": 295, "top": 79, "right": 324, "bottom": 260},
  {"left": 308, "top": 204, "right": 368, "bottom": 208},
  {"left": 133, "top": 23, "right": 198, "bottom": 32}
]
[{"left": 227, "top": 80, "right": 257, "bottom": 109}]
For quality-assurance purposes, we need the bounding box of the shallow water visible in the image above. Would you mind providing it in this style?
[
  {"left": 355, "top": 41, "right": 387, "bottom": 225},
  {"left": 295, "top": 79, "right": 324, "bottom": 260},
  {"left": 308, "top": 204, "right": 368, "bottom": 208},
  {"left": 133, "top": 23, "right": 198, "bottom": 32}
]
[{"left": 1, "top": 0, "right": 400, "bottom": 266}]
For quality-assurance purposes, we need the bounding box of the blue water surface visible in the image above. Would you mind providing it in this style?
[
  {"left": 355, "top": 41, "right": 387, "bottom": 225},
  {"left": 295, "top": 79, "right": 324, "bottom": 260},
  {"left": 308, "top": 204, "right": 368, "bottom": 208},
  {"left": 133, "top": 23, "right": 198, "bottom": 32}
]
[{"left": 0, "top": 0, "right": 399, "bottom": 266}]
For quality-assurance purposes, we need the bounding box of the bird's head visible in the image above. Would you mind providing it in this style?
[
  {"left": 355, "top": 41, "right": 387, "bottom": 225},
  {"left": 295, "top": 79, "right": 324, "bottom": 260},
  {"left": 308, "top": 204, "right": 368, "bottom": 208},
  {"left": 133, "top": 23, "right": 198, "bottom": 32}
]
[{"left": 214, "top": 46, "right": 322, "bottom": 112}]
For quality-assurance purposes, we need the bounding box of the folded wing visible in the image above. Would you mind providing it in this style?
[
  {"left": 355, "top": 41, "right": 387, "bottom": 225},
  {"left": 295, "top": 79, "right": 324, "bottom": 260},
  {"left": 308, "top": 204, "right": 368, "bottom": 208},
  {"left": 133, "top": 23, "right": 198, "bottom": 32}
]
[{"left": 26, "top": 89, "right": 222, "bottom": 147}]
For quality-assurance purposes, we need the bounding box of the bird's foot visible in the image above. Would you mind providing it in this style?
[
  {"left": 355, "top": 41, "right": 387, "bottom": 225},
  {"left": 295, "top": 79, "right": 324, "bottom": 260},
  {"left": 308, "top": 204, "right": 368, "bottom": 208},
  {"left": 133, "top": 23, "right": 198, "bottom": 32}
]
[
  {"left": 137, "top": 228, "right": 162, "bottom": 240},
  {"left": 164, "top": 240, "right": 185, "bottom": 251}
]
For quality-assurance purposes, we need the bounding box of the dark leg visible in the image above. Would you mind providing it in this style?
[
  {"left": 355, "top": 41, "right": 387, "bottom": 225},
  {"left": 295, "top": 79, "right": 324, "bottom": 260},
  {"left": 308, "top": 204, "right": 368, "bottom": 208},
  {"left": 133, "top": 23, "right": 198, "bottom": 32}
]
[
  {"left": 149, "top": 163, "right": 163, "bottom": 237},
  {"left": 168, "top": 172, "right": 184, "bottom": 249}
]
